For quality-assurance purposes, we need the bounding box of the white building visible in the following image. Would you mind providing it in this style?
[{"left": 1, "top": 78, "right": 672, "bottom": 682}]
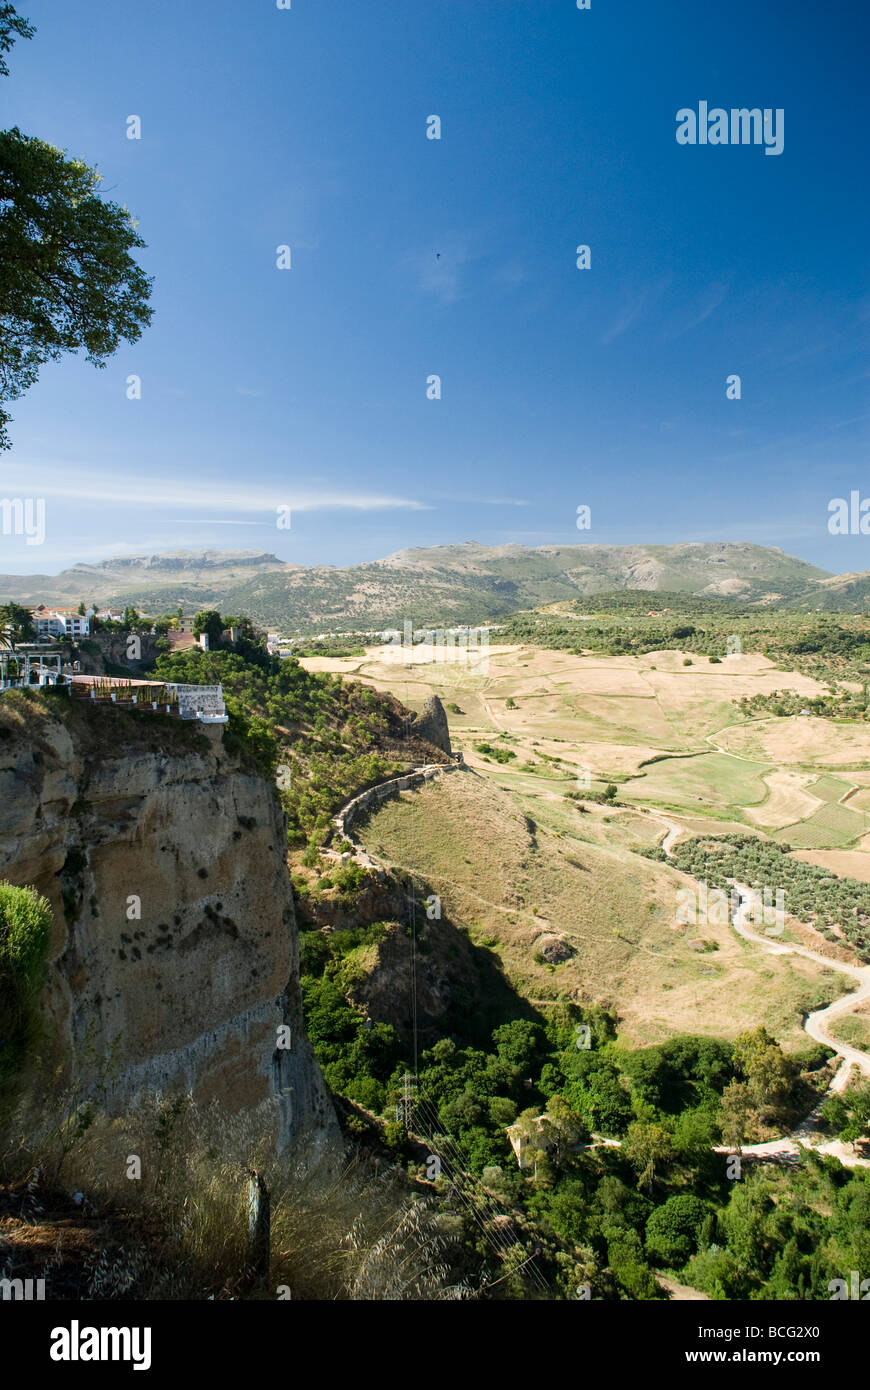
[{"left": 30, "top": 606, "right": 92, "bottom": 640}]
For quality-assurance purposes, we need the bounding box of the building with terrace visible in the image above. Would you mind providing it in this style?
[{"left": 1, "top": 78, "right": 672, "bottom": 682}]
[
  {"left": 0, "top": 655, "right": 227, "bottom": 728},
  {"left": 30, "top": 605, "right": 92, "bottom": 640}
]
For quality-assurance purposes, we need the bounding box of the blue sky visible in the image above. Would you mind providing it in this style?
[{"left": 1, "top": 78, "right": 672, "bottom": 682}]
[{"left": 1, "top": 0, "right": 868, "bottom": 575}]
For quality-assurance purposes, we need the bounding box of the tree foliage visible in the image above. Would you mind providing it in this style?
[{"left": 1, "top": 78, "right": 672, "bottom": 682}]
[
  {"left": 0, "top": 880, "right": 52, "bottom": 1084},
  {"left": 0, "top": 599, "right": 35, "bottom": 644},
  {"left": 0, "top": 4, "right": 33, "bottom": 78},
  {"left": 0, "top": 7, "right": 153, "bottom": 445}
]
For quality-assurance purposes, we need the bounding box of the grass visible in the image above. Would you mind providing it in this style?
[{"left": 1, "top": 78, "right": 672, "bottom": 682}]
[
  {"left": 309, "top": 639, "right": 870, "bottom": 1048},
  {"left": 354, "top": 769, "right": 836, "bottom": 1049},
  {"left": 0, "top": 1092, "right": 465, "bottom": 1300},
  {"left": 828, "top": 1014, "right": 870, "bottom": 1051},
  {"left": 809, "top": 774, "right": 853, "bottom": 803},
  {"left": 773, "top": 800, "right": 867, "bottom": 849},
  {"left": 624, "top": 752, "right": 769, "bottom": 817}
]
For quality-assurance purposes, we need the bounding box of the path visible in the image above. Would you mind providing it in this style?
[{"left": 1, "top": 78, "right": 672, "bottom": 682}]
[
  {"left": 645, "top": 805, "right": 870, "bottom": 1083},
  {"left": 325, "top": 762, "right": 870, "bottom": 1167},
  {"left": 729, "top": 883, "right": 870, "bottom": 1084},
  {"left": 640, "top": 805, "right": 870, "bottom": 1165}
]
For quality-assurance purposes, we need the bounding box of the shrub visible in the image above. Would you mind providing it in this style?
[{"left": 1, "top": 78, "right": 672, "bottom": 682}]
[
  {"left": 0, "top": 883, "right": 52, "bottom": 1085},
  {"left": 645, "top": 1194, "right": 708, "bottom": 1267},
  {"left": 475, "top": 742, "right": 516, "bottom": 764}
]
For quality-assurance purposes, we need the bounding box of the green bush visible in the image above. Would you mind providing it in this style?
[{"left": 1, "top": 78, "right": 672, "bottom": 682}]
[
  {"left": 0, "top": 883, "right": 52, "bottom": 1084},
  {"left": 645, "top": 1194, "right": 708, "bottom": 1267},
  {"left": 475, "top": 742, "right": 516, "bottom": 764}
]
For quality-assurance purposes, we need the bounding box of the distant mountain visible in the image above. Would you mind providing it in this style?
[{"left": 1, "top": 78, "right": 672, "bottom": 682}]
[
  {"left": 0, "top": 541, "right": 853, "bottom": 632},
  {"left": 779, "top": 571, "right": 870, "bottom": 612},
  {"left": 0, "top": 550, "right": 289, "bottom": 610}
]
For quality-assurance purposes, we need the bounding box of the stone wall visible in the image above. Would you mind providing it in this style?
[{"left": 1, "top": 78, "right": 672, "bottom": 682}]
[
  {"left": 73, "top": 630, "right": 162, "bottom": 676},
  {"left": 329, "top": 762, "right": 459, "bottom": 869}
]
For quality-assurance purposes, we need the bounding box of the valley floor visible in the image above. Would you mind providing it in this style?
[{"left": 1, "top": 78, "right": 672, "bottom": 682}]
[{"left": 305, "top": 641, "right": 870, "bottom": 1058}]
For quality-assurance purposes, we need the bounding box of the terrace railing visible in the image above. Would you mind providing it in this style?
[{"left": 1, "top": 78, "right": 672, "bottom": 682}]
[{"left": 163, "top": 683, "right": 227, "bottom": 720}]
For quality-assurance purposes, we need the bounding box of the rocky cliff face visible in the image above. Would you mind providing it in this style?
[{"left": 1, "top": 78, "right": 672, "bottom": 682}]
[
  {"left": 411, "top": 695, "right": 452, "bottom": 756},
  {"left": 73, "top": 631, "right": 162, "bottom": 676},
  {"left": 0, "top": 691, "right": 339, "bottom": 1165}
]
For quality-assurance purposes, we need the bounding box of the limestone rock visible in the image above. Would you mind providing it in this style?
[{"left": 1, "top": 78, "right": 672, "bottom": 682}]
[
  {"left": 411, "top": 695, "right": 452, "bottom": 755},
  {"left": 535, "top": 933, "right": 575, "bottom": 964},
  {"left": 0, "top": 694, "right": 340, "bottom": 1164}
]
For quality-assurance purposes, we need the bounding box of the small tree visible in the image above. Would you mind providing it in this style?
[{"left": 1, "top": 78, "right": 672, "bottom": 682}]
[
  {"left": 719, "top": 1079, "right": 752, "bottom": 1151},
  {"left": 545, "top": 1093, "right": 589, "bottom": 1163},
  {"left": 0, "top": 601, "right": 35, "bottom": 645},
  {"left": 193, "top": 610, "right": 224, "bottom": 646},
  {"left": 624, "top": 1120, "right": 674, "bottom": 1192},
  {"left": 645, "top": 1194, "right": 708, "bottom": 1267}
]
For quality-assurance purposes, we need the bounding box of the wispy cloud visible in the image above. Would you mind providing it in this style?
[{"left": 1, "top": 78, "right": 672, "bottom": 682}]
[
  {"left": 431, "top": 494, "right": 530, "bottom": 507},
  {"left": 601, "top": 276, "right": 671, "bottom": 345},
  {"left": 1, "top": 463, "right": 427, "bottom": 515},
  {"left": 829, "top": 413, "right": 870, "bottom": 431},
  {"left": 690, "top": 517, "right": 824, "bottom": 545},
  {"left": 661, "top": 283, "right": 729, "bottom": 341}
]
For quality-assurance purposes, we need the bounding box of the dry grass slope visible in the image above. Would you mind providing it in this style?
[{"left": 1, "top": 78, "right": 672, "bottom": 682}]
[{"left": 355, "top": 769, "right": 837, "bottom": 1049}]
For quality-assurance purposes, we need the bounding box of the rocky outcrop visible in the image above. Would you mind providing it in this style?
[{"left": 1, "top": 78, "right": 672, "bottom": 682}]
[
  {"left": 534, "top": 933, "right": 576, "bottom": 964},
  {"left": 73, "top": 630, "right": 161, "bottom": 676},
  {"left": 410, "top": 696, "right": 452, "bottom": 756},
  {"left": 0, "top": 691, "right": 339, "bottom": 1164},
  {"left": 344, "top": 907, "right": 520, "bottom": 1049}
]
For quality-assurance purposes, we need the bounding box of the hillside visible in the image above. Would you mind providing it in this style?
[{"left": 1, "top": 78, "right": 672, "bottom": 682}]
[
  {"left": 782, "top": 571, "right": 870, "bottom": 612},
  {"left": 0, "top": 540, "right": 843, "bottom": 631},
  {"left": 351, "top": 765, "right": 838, "bottom": 1049},
  {"left": 146, "top": 644, "right": 452, "bottom": 851}
]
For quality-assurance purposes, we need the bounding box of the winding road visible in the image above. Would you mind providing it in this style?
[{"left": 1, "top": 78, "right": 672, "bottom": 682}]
[
  {"left": 324, "top": 764, "right": 870, "bottom": 1165},
  {"left": 730, "top": 883, "right": 870, "bottom": 1086},
  {"left": 646, "top": 811, "right": 870, "bottom": 1165}
]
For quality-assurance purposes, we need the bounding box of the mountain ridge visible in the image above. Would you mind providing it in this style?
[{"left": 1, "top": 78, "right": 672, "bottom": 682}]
[{"left": 1, "top": 540, "right": 861, "bottom": 631}]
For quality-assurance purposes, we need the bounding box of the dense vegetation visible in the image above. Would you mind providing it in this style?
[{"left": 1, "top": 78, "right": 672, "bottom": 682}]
[
  {"left": 736, "top": 687, "right": 870, "bottom": 721},
  {"left": 0, "top": 6, "right": 153, "bottom": 449},
  {"left": 500, "top": 597, "right": 870, "bottom": 686},
  {"left": 655, "top": 834, "right": 870, "bottom": 961},
  {"left": 0, "top": 882, "right": 52, "bottom": 1093},
  {"left": 149, "top": 642, "right": 405, "bottom": 851},
  {"left": 475, "top": 741, "right": 517, "bottom": 764},
  {"left": 287, "top": 637, "right": 368, "bottom": 658},
  {"left": 294, "top": 867, "right": 868, "bottom": 1299}
]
